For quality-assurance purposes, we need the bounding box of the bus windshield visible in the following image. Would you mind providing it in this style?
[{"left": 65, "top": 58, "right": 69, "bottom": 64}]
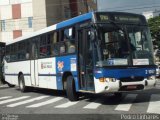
[{"left": 95, "top": 24, "right": 154, "bottom": 67}]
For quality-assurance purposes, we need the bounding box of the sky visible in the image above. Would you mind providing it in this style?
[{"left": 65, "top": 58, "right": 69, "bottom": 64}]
[{"left": 97, "top": 0, "right": 160, "bottom": 14}]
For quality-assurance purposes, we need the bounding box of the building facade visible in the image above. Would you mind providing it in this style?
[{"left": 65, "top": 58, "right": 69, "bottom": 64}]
[
  {"left": 0, "top": 0, "right": 33, "bottom": 42},
  {"left": 0, "top": 0, "right": 97, "bottom": 42}
]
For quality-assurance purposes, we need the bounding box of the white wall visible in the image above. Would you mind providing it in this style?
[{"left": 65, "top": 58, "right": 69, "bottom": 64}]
[
  {"left": 0, "top": 0, "right": 32, "bottom": 5},
  {"left": 0, "top": 0, "right": 10, "bottom": 5},
  {"left": 0, "top": 5, "right": 12, "bottom": 20},
  {"left": 21, "top": 2, "right": 33, "bottom": 17},
  {"left": 1, "top": 32, "right": 13, "bottom": 42},
  {"left": 22, "top": 29, "right": 34, "bottom": 36},
  {"left": 10, "top": 0, "right": 32, "bottom": 4}
]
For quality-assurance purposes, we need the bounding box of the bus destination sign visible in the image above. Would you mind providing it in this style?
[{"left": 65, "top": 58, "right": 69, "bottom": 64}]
[
  {"left": 114, "top": 15, "right": 140, "bottom": 22},
  {"left": 96, "top": 13, "right": 142, "bottom": 23}
]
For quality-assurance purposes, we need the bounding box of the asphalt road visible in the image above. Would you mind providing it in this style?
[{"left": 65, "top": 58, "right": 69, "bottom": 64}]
[{"left": 0, "top": 79, "right": 160, "bottom": 120}]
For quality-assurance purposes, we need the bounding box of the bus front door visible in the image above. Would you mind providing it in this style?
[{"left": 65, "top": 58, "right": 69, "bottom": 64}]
[
  {"left": 78, "top": 29, "right": 94, "bottom": 91},
  {"left": 30, "top": 39, "right": 39, "bottom": 86}
]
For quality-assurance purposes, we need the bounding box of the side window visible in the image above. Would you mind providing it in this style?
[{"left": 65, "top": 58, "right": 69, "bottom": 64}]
[
  {"left": 26, "top": 40, "right": 30, "bottom": 60},
  {"left": 61, "top": 27, "right": 76, "bottom": 54},
  {"left": 40, "top": 34, "right": 51, "bottom": 58},
  {"left": 10, "top": 44, "right": 18, "bottom": 62},
  {"left": 5, "top": 45, "right": 11, "bottom": 62},
  {"left": 38, "top": 32, "right": 60, "bottom": 58},
  {"left": 17, "top": 42, "right": 26, "bottom": 61},
  {"left": 40, "top": 35, "right": 47, "bottom": 58},
  {"left": 50, "top": 32, "right": 59, "bottom": 56}
]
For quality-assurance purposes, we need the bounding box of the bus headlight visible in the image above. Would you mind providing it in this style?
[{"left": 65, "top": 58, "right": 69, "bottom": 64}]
[{"left": 99, "top": 78, "right": 106, "bottom": 82}]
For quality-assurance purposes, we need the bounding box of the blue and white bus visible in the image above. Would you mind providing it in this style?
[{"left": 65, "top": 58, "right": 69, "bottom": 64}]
[{"left": 4, "top": 12, "right": 157, "bottom": 101}]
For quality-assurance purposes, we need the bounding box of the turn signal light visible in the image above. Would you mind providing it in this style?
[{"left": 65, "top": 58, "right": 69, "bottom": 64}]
[{"left": 99, "top": 78, "right": 106, "bottom": 82}]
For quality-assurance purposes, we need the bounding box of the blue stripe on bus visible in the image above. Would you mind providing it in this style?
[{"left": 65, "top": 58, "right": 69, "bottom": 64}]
[
  {"left": 94, "top": 67, "right": 156, "bottom": 79},
  {"left": 56, "top": 12, "right": 92, "bottom": 29},
  {"left": 56, "top": 76, "right": 63, "bottom": 90}
]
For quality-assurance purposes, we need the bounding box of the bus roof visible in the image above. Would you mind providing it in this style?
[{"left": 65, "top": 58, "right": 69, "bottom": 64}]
[
  {"left": 6, "top": 12, "right": 93, "bottom": 45},
  {"left": 6, "top": 11, "right": 146, "bottom": 45}
]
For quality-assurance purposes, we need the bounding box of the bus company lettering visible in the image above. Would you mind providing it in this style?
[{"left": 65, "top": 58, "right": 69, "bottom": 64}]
[
  {"left": 41, "top": 62, "right": 53, "bottom": 69},
  {"left": 57, "top": 61, "right": 64, "bottom": 71}
]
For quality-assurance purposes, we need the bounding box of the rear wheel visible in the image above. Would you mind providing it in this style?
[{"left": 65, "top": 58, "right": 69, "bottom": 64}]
[
  {"left": 19, "top": 75, "right": 27, "bottom": 92},
  {"left": 66, "top": 76, "right": 78, "bottom": 101}
]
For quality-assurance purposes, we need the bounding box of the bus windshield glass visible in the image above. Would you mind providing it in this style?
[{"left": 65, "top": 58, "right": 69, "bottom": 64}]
[{"left": 95, "top": 24, "right": 154, "bottom": 67}]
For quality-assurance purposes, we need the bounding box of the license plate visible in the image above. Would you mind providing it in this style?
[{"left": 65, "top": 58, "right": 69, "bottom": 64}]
[{"left": 127, "top": 85, "right": 137, "bottom": 89}]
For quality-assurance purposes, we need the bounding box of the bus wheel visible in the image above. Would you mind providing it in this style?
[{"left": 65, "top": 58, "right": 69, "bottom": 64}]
[
  {"left": 19, "top": 75, "right": 27, "bottom": 92},
  {"left": 66, "top": 76, "right": 78, "bottom": 101}
]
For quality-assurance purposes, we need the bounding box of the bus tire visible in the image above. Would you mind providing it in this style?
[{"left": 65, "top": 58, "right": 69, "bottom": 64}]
[
  {"left": 19, "top": 75, "right": 27, "bottom": 92},
  {"left": 66, "top": 76, "right": 78, "bottom": 101}
]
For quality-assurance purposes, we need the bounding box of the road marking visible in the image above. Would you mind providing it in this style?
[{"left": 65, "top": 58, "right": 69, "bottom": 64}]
[
  {"left": 0, "top": 84, "right": 8, "bottom": 88},
  {"left": 83, "top": 100, "right": 102, "bottom": 109},
  {"left": 7, "top": 96, "right": 49, "bottom": 107},
  {"left": 0, "top": 96, "right": 12, "bottom": 100},
  {"left": 115, "top": 94, "right": 137, "bottom": 111},
  {"left": 0, "top": 96, "right": 30, "bottom": 105},
  {"left": 26, "top": 97, "right": 63, "bottom": 108},
  {"left": 55, "top": 101, "right": 78, "bottom": 108},
  {"left": 147, "top": 94, "right": 160, "bottom": 114}
]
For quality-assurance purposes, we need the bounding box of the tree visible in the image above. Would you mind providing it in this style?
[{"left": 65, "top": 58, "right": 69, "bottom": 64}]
[{"left": 148, "top": 16, "right": 160, "bottom": 49}]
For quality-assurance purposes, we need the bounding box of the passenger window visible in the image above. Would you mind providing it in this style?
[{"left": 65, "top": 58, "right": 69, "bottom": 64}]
[
  {"left": 50, "top": 32, "right": 59, "bottom": 56},
  {"left": 17, "top": 42, "right": 26, "bottom": 60},
  {"left": 40, "top": 35, "right": 47, "bottom": 58},
  {"left": 62, "top": 27, "right": 76, "bottom": 54}
]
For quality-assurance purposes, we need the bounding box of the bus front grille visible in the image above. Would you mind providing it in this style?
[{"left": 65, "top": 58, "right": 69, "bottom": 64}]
[{"left": 120, "top": 77, "right": 144, "bottom": 82}]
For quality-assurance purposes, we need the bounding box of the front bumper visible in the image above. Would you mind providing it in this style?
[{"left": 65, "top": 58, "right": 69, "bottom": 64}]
[{"left": 94, "top": 77, "right": 157, "bottom": 93}]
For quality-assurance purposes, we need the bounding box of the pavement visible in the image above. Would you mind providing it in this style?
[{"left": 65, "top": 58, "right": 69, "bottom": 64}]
[{"left": 0, "top": 79, "right": 159, "bottom": 120}]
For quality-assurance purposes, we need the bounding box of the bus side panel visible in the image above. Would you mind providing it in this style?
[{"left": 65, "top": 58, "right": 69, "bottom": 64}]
[
  {"left": 56, "top": 55, "right": 78, "bottom": 90},
  {"left": 4, "top": 60, "right": 31, "bottom": 86},
  {"left": 38, "top": 57, "right": 57, "bottom": 89}
]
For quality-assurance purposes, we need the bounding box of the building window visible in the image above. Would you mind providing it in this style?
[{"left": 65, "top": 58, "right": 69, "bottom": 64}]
[
  {"left": 28, "top": 17, "right": 33, "bottom": 28},
  {"left": 64, "top": 7, "right": 71, "bottom": 18},
  {"left": 13, "top": 30, "right": 22, "bottom": 39},
  {"left": 1, "top": 20, "right": 6, "bottom": 31},
  {"left": 12, "top": 4, "right": 21, "bottom": 19}
]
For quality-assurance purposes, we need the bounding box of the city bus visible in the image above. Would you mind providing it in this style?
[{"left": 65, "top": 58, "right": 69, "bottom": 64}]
[
  {"left": 0, "top": 42, "right": 5, "bottom": 84},
  {"left": 4, "top": 12, "right": 157, "bottom": 101}
]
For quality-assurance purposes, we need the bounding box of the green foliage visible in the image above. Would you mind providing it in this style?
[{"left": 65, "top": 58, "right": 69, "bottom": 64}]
[{"left": 148, "top": 16, "right": 160, "bottom": 49}]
